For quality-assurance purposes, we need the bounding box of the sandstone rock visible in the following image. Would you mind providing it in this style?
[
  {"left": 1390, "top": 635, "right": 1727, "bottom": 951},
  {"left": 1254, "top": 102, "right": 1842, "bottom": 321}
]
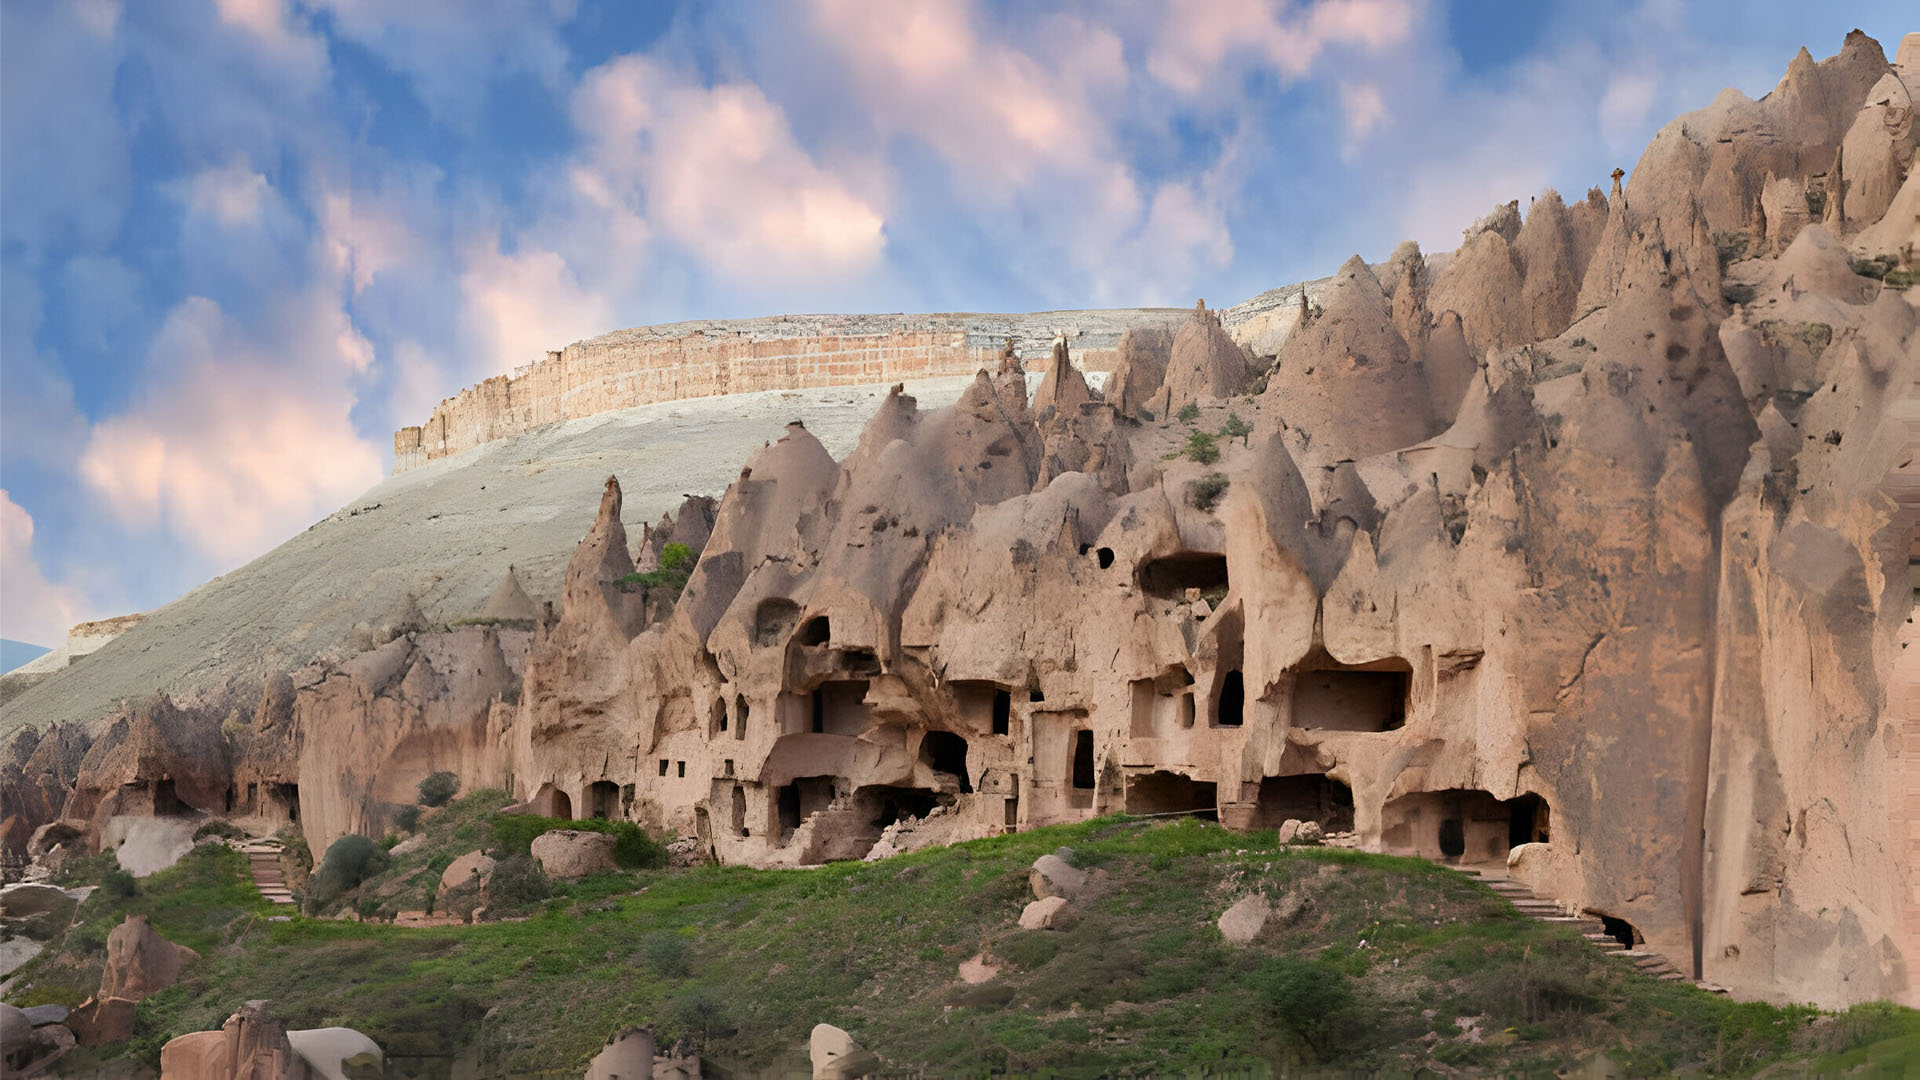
[
  {"left": 478, "top": 565, "right": 539, "bottom": 624},
  {"left": 1019, "top": 896, "right": 1069, "bottom": 930},
  {"left": 585, "top": 1026, "right": 655, "bottom": 1080},
  {"left": 1028, "top": 854, "right": 1087, "bottom": 900},
  {"left": 158, "top": 999, "right": 312, "bottom": 1079},
  {"left": 0, "top": 881, "right": 69, "bottom": 916},
  {"left": 1032, "top": 337, "right": 1094, "bottom": 416},
  {"left": 0, "top": 938, "right": 44, "bottom": 979},
  {"left": 810, "top": 1023, "right": 880, "bottom": 1080},
  {"left": 530, "top": 829, "right": 616, "bottom": 880},
  {"left": 1, "top": 1002, "right": 32, "bottom": 1052},
  {"left": 1159, "top": 300, "right": 1254, "bottom": 415},
  {"left": 20, "top": 1003, "right": 70, "bottom": 1026},
  {"left": 958, "top": 953, "right": 999, "bottom": 984},
  {"left": 101, "top": 915, "right": 199, "bottom": 1001},
  {"left": 438, "top": 850, "right": 496, "bottom": 896},
  {"left": 1218, "top": 894, "right": 1270, "bottom": 943},
  {"left": 286, "top": 1027, "right": 384, "bottom": 1080},
  {"left": 68, "top": 995, "right": 137, "bottom": 1047}
]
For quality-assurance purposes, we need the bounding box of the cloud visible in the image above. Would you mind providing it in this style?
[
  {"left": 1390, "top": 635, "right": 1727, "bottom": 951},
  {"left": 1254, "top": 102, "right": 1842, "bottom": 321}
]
[
  {"left": 183, "top": 155, "right": 274, "bottom": 227},
  {"left": 305, "top": 0, "right": 578, "bottom": 123},
  {"left": 1147, "top": 0, "right": 1418, "bottom": 96},
  {"left": 1599, "top": 74, "right": 1659, "bottom": 152},
  {"left": 457, "top": 238, "right": 617, "bottom": 378},
  {"left": 1340, "top": 81, "right": 1388, "bottom": 157},
  {"left": 78, "top": 295, "right": 383, "bottom": 566},
  {"left": 569, "top": 55, "right": 887, "bottom": 286},
  {"left": 0, "top": 491, "right": 91, "bottom": 647}
]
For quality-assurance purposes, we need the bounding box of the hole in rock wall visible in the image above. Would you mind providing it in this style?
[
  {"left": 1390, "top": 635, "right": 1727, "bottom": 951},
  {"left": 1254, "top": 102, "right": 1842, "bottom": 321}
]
[
  {"left": 1005, "top": 779, "right": 1020, "bottom": 827},
  {"left": 1216, "top": 670, "right": 1245, "bottom": 727},
  {"left": 1097, "top": 547, "right": 1115, "bottom": 569},
  {"left": 267, "top": 782, "right": 299, "bottom": 823},
  {"left": 1252, "top": 774, "right": 1355, "bottom": 832},
  {"left": 1028, "top": 688, "right": 1044, "bottom": 704},
  {"left": 734, "top": 695, "right": 750, "bottom": 740},
  {"left": 713, "top": 697, "right": 728, "bottom": 734},
  {"left": 1508, "top": 793, "right": 1550, "bottom": 847},
  {"left": 224, "top": 785, "right": 236, "bottom": 813},
  {"left": 776, "top": 776, "right": 838, "bottom": 841},
  {"left": 589, "top": 781, "right": 620, "bottom": 820},
  {"left": 1438, "top": 817, "right": 1466, "bottom": 857},
  {"left": 993, "top": 691, "right": 1012, "bottom": 735},
  {"left": 808, "top": 680, "right": 872, "bottom": 736},
  {"left": 1291, "top": 655, "right": 1411, "bottom": 731},
  {"left": 1592, "top": 913, "right": 1641, "bottom": 948},
  {"left": 1138, "top": 552, "right": 1229, "bottom": 599},
  {"left": 799, "top": 615, "right": 831, "bottom": 646},
  {"left": 919, "top": 731, "right": 973, "bottom": 793},
  {"left": 731, "top": 786, "right": 748, "bottom": 837},
  {"left": 1125, "top": 771, "right": 1218, "bottom": 819},
  {"left": 756, "top": 598, "right": 802, "bottom": 646},
  {"left": 1179, "top": 691, "right": 1196, "bottom": 729},
  {"left": 531, "top": 784, "right": 572, "bottom": 820},
  {"left": 1131, "top": 674, "right": 1197, "bottom": 737},
  {"left": 1071, "top": 730, "right": 1096, "bottom": 790},
  {"left": 860, "top": 785, "right": 941, "bottom": 831},
  {"left": 150, "top": 778, "right": 193, "bottom": 816}
]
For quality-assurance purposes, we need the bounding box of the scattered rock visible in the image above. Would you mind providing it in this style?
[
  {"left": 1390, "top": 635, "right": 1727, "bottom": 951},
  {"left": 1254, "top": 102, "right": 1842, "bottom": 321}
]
[
  {"left": 530, "top": 829, "right": 616, "bottom": 881},
  {"left": 68, "top": 995, "right": 137, "bottom": 1047},
  {"left": 1218, "top": 894, "right": 1270, "bottom": 943},
  {"left": 1029, "top": 854, "right": 1086, "bottom": 900},
  {"left": 20, "top": 1003, "right": 69, "bottom": 1026},
  {"left": 0, "top": 881, "right": 69, "bottom": 916},
  {"left": 958, "top": 953, "right": 1000, "bottom": 984},
  {"left": 811, "top": 1023, "right": 880, "bottom": 1080},
  {"left": 1019, "top": 896, "right": 1069, "bottom": 930},
  {"left": 100, "top": 915, "right": 199, "bottom": 1002},
  {"left": 438, "top": 850, "right": 496, "bottom": 896},
  {"left": 287, "top": 1026, "right": 385, "bottom": 1080}
]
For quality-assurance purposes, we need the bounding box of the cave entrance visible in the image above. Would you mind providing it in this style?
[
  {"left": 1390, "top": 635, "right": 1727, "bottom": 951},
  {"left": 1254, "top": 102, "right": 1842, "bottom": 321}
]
[
  {"left": 799, "top": 615, "right": 831, "bottom": 645},
  {"left": 588, "top": 780, "right": 620, "bottom": 820},
  {"left": 809, "top": 680, "right": 871, "bottom": 736},
  {"left": 1291, "top": 652, "right": 1411, "bottom": 731},
  {"left": 531, "top": 783, "right": 572, "bottom": 820},
  {"left": 1251, "top": 774, "right": 1355, "bottom": 832},
  {"left": 775, "top": 776, "right": 837, "bottom": 842},
  {"left": 1124, "top": 771, "right": 1218, "bottom": 820},
  {"left": 1508, "top": 793, "right": 1550, "bottom": 847},
  {"left": 756, "top": 598, "right": 801, "bottom": 647},
  {"left": 952, "top": 681, "right": 1014, "bottom": 737},
  {"left": 734, "top": 695, "right": 750, "bottom": 740},
  {"left": 1216, "top": 670, "right": 1245, "bottom": 727},
  {"left": 859, "top": 786, "right": 941, "bottom": 831},
  {"left": 151, "top": 778, "right": 192, "bottom": 817},
  {"left": 1130, "top": 672, "right": 1196, "bottom": 737},
  {"left": 1070, "top": 730, "right": 1096, "bottom": 790},
  {"left": 992, "top": 690, "right": 1011, "bottom": 735},
  {"left": 730, "top": 785, "right": 748, "bottom": 837},
  {"left": 1138, "top": 552, "right": 1229, "bottom": 599},
  {"left": 919, "top": 731, "right": 973, "bottom": 793},
  {"left": 266, "top": 782, "right": 299, "bottom": 823},
  {"left": 1590, "top": 913, "right": 1641, "bottom": 949}
]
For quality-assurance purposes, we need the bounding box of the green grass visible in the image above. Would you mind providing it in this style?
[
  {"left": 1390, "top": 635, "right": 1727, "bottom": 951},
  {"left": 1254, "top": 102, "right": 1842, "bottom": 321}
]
[{"left": 6, "top": 815, "right": 1915, "bottom": 1077}]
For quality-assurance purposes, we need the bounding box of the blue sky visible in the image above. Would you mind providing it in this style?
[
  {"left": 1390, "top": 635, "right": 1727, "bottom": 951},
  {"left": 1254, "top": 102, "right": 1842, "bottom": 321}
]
[{"left": 0, "top": 0, "right": 1910, "bottom": 647}]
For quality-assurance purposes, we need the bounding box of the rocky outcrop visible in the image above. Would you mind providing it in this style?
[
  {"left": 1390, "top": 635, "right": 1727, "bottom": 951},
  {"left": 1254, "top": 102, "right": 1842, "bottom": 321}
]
[
  {"left": 63, "top": 694, "right": 230, "bottom": 835},
  {"left": 157, "top": 1000, "right": 345, "bottom": 1079},
  {"left": 530, "top": 829, "right": 615, "bottom": 880},
  {"left": 1158, "top": 301, "right": 1255, "bottom": 416}
]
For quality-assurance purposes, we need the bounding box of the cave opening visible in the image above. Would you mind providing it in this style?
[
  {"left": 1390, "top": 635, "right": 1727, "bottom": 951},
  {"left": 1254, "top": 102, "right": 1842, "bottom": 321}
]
[
  {"left": 1216, "top": 670, "right": 1245, "bottom": 727},
  {"left": 861, "top": 786, "right": 941, "bottom": 830},
  {"left": 1437, "top": 816, "right": 1466, "bottom": 857},
  {"left": 919, "top": 731, "right": 974, "bottom": 793},
  {"left": 531, "top": 783, "right": 571, "bottom": 820},
  {"left": 588, "top": 780, "right": 620, "bottom": 820},
  {"left": 1138, "top": 551, "right": 1228, "bottom": 599},
  {"left": 1590, "top": 912, "right": 1642, "bottom": 948},
  {"left": 756, "top": 598, "right": 801, "bottom": 646},
  {"left": 799, "top": 615, "right": 831, "bottom": 646},
  {"left": 775, "top": 776, "right": 838, "bottom": 841},
  {"left": 1291, "top": 656, "right": 1411, "bottom": 731},
  {"left": 1125, "top": 771, "right": 1218, "bottom": 819},
  {"left": 1380, "top": 789, "right": 1553, "bottom": 863},
  {"left": 1508, "top": 793, "right": 1550, "bottom": 847},
  {"left": 1071, "top": 730, "right": 1096, "bottom": 790},
  {"left": 713, "top": 696, "right": 728, "bottom": 735},
  {"left": 267, "top": 782, "right": 299, "bottom": 823},
  {"left": 808, "top": 680, "right": 871, "bottom": 736},
  {"left": 992, "top": 690, "right": 1012, "bottom": 735},
  {"left": 1252, "top": 774, "right": 1355, "bottom": 831},
  {"left": 730, "top": 785, "right": 748, "bottom": 837},
  {"left": 734, "top": 694, "right": 750, "bottom": 740}
]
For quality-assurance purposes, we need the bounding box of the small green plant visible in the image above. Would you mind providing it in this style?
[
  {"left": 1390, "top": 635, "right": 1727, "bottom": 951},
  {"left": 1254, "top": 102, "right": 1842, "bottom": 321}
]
[
  {"left": 193, "top": 820, "right": 247, "bottom": 843},
  {"left": 1134, "top": 407, "right": 1155, "bottom": 422},
  {"left": 418, "top": 771, "right": 461, "bottom": 807},
  {"left": 1187, "top": 472, "right": 1230, "bottom": 512},
  {"left": 1712, "top": 230, "right": 1750, "bottom": 271},
  {"left": 101, "top": 866, "right": 139, "bottom": 900},
  {"left": 391, "top": 804, "right": 422, "bottom": 832},
  {"left": 1887, "top": 267, "right": 1920, "bottom": 289},
  {"left": 1804, "top": 188, "right": 1827, "bottom": 219},
  {"left": 1217, "top": 412, "right": 1251, "bottom": 445},
  {"left": 641, "top": 930, "right": 693, "bottom": 977},
  {"left": 1181, "top": 431, "right": 1220, "bottom": 465},
  {"left": 1250, "top": 955, "right": 1366, "bottom": 1060},
  {"left": 306, "top": 834, "right": 379, "bottom": 913},
  {"left": 1175, "top": 402, "right": 1201, "bottom": 424},
  {"left": 619, "top": 541, "right": 696, "bottom": 594}
]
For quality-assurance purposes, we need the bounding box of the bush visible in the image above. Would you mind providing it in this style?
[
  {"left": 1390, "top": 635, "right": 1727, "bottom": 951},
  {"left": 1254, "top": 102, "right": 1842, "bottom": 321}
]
[
  {"left": 1181, "top": 431, "right": 1220, "bottom": 465},
  {"left": 306, "top": 834, "right": 379, "bottom": 912},
  {"left": 391, "top": 804, "right": 422, "bottom": 832},
  {"left": 641, "top": 930, "right": 693, "bottom": 977},
  {"left": 670, "top": 988, "right": 736, "bottom": 1049},
  {"left": 418, "top": 771, "right": 461, "bottom": 807},
  {"left": 483, "top": 854, "right": 551, "bottom": 916},
  {"left": 1217, "top": 412, "right": 1251, "bottom": 444},
  {"left": 193, "top": 820, "right": 247, "bottom": 843},
  {"left": 101, "top": 866, "right": 139, "bottom": 900},
  {"left": 619, "top": 541, "right": 696, "bottom": 595},
  {"left": 1187, "top": 472, "right": 1230, "bottom": 512},
  {"left": 1250, "top": 955, "right": 1366, "bottom": 1061},
  {"left": 489, "top": 814, "right": 667, "bottom": 870},
  {"left": 1176, "top": 402, "right": 1201, "bottom": 424}
]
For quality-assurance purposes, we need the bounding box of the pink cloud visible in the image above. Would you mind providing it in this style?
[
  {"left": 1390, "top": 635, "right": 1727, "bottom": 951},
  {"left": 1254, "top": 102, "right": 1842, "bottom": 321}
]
[
  {"left": 1149, "top": 0, "right": 1419, "bottom": 95},
  {"left": 0, "top": 490, "right": 91, "bottom": 647}
]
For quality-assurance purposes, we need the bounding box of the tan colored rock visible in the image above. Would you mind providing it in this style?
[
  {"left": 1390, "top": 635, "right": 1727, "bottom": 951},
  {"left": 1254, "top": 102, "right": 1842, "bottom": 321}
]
[
  {"left": 1218, "top": 894, "right": 1270, "bottom": 943},
  {"left": 957, "top": 953, "right": 999, "bottom": 984},
  {"left": 101, "top": 914, "right": 199, "bottom": 1001},
  {"left": 1032, "top": 337, "right": 1094, "bottom": 417},
  {"left": 530, "top": 829, "right": 616, "bottom": 880},
  {"left": 69, "top": 995, "right": 137, "bottom": 1047},
  {"left": 1158, "top": 301, "right": 1254, "bottom": 415},
  {"left": 438, "top": 850, "right": 496, "bottom": 896},
  {"left": 1028, "top": 853, "right": 1087, "bottom": 900},
  {"left": 585, "top": 1026, "right": 656, "bottom": 1080},
  {"left": 1103, "top": 327, "right": 1174, "bottom": 417},
  {"left": 158, "top": 1000, "right": 314, "bottom": 1079},
  {"left": 1019, "top": 896, "right": 1069, "bottom": 930},
  {"left": 810, "top": 1023, "right": 880, "bottom": 1080},
  {"left": 477, "top": 565, "right": 539, "bottom": 624},
  {"left": 286, "top": 1027, "right": 383, "bottom": 1080}
]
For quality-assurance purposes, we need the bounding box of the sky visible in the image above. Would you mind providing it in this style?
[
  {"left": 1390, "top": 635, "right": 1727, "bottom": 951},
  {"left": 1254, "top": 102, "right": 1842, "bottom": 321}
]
[{"left": 0, "top": 0, "right": 1911, "bottom": 649}]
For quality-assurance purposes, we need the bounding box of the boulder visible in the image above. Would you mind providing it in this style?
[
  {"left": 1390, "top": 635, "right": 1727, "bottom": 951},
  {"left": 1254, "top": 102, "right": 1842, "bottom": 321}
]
[
  {"left": 1018, "top": 896, "right": 1068, "bottom": 930},
  {"left": 20, "top": 1003, "right": 70, "bottom": 1026},
  {"left": 157, "top": 999, "right": 312, "bottom": 1079},
  {"left": 287, "top": 1027, "right": 384, "bottom": 1080},
  {"left": 0, "top": 881, "right": 69, "bottom": 916},
  {"left": 437, "top": 850, "right": 496, "bottom": 896},
  {"left": 68, "top": 995, "right": 137, "bottom": 1047},
  {"left": 1276, "top": 820, "right": 1324, "bottom": 846},
  {"left": 584, "top": 1025, "right": 655, "bottom": 1080},
  {"left": 530, "top": 829, "right": 617, "bottom": 881},
  {"left": 1028, "top": 854, "right": 1086, "bottom": 900},
  {"left": 810, "top": 1023, "right": 880, "bottom": 1080},
  {"left": 1, "top": 1002, "right": 32, "bottom": 1053},
  {"left": 100, "top": 914, "right": 199, "bottom": 1001},
  {"left": 1218, "top": 895, "right": 1270, "bottom": 943}
]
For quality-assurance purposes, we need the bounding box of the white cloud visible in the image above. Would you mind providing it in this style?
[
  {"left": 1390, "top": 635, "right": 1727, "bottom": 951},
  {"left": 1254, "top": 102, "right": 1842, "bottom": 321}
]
[
  {"left": 0, "top": 490, "right": 92, "bottom": 647},
  {"left": 303, "top": 0, "right": 578, "bottom": 123},
  {"left": 1148, "top": 0, "right": 1418, "bottom": 96},
  {"left": 571, "top": 55, "right": 888, "bottom": 285},
  {"left": 184, "top": 155, "right": 273, "bottom": 227},
  {"left": 1340, "top": 81, "right": 1388, "bottom": 157},
  {"left": 78, "top": 295, "right": 383, "bottom": 566},
  {"left": 458, "top": 238, "right": 616, "bottom": 377},
  {"left": 1599, "top": 73, "right": 1659, "bottom": 152}
]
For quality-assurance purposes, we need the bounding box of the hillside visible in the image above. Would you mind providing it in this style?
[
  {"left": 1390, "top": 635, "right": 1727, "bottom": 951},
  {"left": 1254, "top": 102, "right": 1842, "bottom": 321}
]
[{"left": 13, "top": 809, "right": 1919, "bottom": 1077}]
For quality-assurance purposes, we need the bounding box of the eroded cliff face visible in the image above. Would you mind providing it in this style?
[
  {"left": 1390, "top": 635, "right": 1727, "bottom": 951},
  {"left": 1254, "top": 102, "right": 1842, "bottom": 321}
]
[{"left": 2, "top": 31, "right": 1915, "bottom": 1012}]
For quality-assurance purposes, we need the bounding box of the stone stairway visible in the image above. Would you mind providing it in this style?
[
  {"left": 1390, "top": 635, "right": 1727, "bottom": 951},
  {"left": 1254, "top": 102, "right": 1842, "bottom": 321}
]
[
  {"left": 234, "top": 839, "right": 296, "bottom": 906},
  {"left": 1455, "top": 867, "right": 1692, "bottom": 984}
]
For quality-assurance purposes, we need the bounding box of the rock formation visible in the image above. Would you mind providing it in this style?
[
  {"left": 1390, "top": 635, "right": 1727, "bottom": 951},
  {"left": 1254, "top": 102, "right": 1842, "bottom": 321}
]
[{"left": 0, "top": 31, "right": 1915, "bottom": 1017}]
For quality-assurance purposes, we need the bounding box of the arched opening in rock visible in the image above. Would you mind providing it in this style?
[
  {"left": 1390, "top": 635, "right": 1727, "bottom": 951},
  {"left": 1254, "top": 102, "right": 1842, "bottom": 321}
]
[
  {"left": 1138, "top": 552, "right": 1228, "bottom": 599},
  {"left": 953, "top": 680, "right": 1014, "bottom": 737},
  {"left": 734, "top": 694, "right": 750, "bottom": 740},
  {"left": 712, "top": 696, "right": 728, "bottom": 735},
  {"left": 1097, "top": 547, "right": 1115, "bottom": 569},
  {"left": 1216, "top": 670, "right": 1245, "bottom": 727},
  {"left": 807, "top": 680, "right": 871, "bottom": 736},
  {"left": 588, "top": 780, "right": 620, "bottom": 820},
  {"left": 1291, "top": 652, "right": 1411, "bottom": 731},
  {"left": 775, "top": 776, "right": 837, "bottom": 842},
  {"left": 1379, "top": 789, "right": 1551, "bottom": 864},
  {"left": 730, "top": 785, "right": 748, "bottom": 837},
  {"left": 224, "top": 785, "right": 237, "bottom": 813},
  {"left": 531, "top": 783, "right": 572, "bottom": 820},
  {"left": 756, "top": 598, "right": 801, "bottom": 646},
  {"left": 1071, "top": 729, "right": 1096, "bottom": 790},
  {"left": 992, "top": 690, "right": 1012, "bottom": 735},
  {"left": 1125, "top": 771, "right": 1218, "bottom": 819},
  {"left": 919, "top": 731, "right": 973, "bottom": 793},
  {"left": 150, "top": 778, "right": 192, "bottom": 816},
  {"left": 1590, "top": 912, "right": 1641, "bottom": 949},
  {"left": 1252, "top": 774, "right": 1355, "bottom": 831},
  {"left": 1507, "top": 793, "right": 1550, "bottom": 847},
  {"left": 860, "top": 785, "right": 941, "bottom": 831},
  {"left": 266, "top": 782, "right": 299, "bottom": 823},
  {"left": 799, "top": 615, "right": 831, "bottom": 646},
  {"left": 1131, "top": 671, "right": 1198, "bottom": 736}
]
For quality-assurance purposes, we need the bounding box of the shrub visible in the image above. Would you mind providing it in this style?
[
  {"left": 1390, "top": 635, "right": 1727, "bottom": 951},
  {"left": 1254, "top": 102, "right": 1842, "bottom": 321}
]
[
  {"left": 193, "top": 820, "right": 247, "bottom": 843},
  {"left": 1250, "top": 955, "right": 1366, "bottom": 1060},
  {"left": 1176, "top": 402, "right": 1201, "bottom": 424},
  {"left": 619, "top": 541, "right": 696, "bottom": 595},
  {"left": 670, "top": 988, "right": 736, "bottom": 1049},
  {"left": 417, "top": 771, "right": 461, "bottom": 807},
  {"left": 489, "top": 814, "right": 667, "bottom": 870},
  {"left": 641, "top": 930, "right": 693, "bottom": 977},
  {"left": 1804, "top": 188, "right": 1827, "bottom": 219},
  {"left": 306, "top": 834, "right": 379, "bottom": 912},
  {"left": 101, "top": 866, "right": 139, "bottom": 900},
  {"left": 1187, "top": 472, "right": 1230, "bottom": 512},
  {"left": 483, "top": 854, "right": 551, "bottom": 916},
  {"left": 1217, "top": 412, "right": 1252, "bottom": 444},
  {"left": 391, "top": 804, "right": 422, "bottom": 833},
  {"left": 1181, "top": 431, "right": 1220, "bottom": 465}
]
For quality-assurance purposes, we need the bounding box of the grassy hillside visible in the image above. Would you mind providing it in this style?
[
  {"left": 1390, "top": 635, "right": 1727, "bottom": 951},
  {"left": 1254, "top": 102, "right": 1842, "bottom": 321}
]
[{"left": 9, "top": 796, "right": 1918, "bottom": 1077}]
